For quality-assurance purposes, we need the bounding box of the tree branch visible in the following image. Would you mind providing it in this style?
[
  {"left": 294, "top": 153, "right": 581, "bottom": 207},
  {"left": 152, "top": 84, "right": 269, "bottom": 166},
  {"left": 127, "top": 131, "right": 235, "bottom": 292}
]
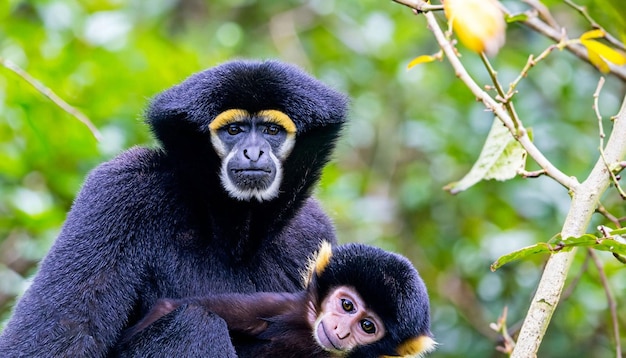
[
  {"left": 512, "top": 92, "right": 626, "bottom": 357},
  {"left": 391, "top": 0, "right": 443, "bottom": 13},
  {"left": 564, "top": 0, "right": 626, "bottom": 52},
  {"left": 390, "top": 1, "right": 626, "bottom": 354},
  {"left": 395, "top": 0, "right": 578, "bottom": 190},
  {"left": 501, "top": 4, "right": 626, "bottom": 82},
  {"left": 393, "top": 0, "right": 626, "bottom": 81},
  {"left": 0, "top": 57, "right": 102, "bottom": 141}
]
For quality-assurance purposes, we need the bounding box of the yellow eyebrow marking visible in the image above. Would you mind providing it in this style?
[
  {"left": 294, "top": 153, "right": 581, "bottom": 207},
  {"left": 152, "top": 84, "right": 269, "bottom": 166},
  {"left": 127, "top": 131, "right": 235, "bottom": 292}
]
[
  {"left": 209, "top": 109, "right": 297, "bottom": 135},
  {"left": 209, "top": 109, "right": 249, "bottom": 131},
  {"left": 257, "top": 110, "right": 297, "bottom": 134}
]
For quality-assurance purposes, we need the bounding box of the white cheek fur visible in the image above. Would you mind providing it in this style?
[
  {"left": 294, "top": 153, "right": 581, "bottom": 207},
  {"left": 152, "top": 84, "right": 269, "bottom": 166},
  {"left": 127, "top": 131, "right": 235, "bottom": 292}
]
[
  {"left": 277, "top": 135, "right": 295, "bottom": 159},
  {"left": 210, "top": 132, "right": 227, "bottom": 158}
]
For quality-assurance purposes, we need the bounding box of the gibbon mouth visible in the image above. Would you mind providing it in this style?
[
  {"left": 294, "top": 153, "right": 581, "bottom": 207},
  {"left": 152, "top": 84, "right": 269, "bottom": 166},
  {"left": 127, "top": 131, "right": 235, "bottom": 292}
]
[
  {"left": 232, "top": 168, "right": 271, "bottom": 173},
  {"left": 319, "top": 322, "right": 341, "bottom": 351}
]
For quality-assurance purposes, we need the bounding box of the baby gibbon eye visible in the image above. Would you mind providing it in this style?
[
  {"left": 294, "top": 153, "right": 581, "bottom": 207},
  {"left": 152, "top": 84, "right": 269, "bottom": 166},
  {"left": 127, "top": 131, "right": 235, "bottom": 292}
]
[
  {"left": 360, "top": 319, "right": 376, "bottom": 334},
  {"left": 341, "top": 298, "right": 354, "bottom": 312}
]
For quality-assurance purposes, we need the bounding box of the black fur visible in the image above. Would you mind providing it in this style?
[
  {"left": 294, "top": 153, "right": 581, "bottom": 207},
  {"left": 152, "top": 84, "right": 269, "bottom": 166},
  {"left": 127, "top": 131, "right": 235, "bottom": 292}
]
[
  {"left": 122, "top": 243, "right": 432, "bottom": 358},
  {"left": 124, "top": 292, "right": 330, "bottom": 358},
  {"left": 0, "top": 60, "right": 348, "bottom": 357}
]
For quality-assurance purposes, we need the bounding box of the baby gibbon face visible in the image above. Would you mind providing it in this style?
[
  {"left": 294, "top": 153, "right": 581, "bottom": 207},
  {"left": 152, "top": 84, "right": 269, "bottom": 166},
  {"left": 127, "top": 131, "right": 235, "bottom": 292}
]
[{"left": 312, "top": 286, "right": 386, "bottom": 354}]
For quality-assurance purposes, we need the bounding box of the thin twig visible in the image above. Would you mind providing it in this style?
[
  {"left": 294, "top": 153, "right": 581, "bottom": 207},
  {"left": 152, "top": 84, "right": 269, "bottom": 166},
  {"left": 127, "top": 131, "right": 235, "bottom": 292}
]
[
  {"left": 490, "top": 306, "right": 516, "bottom": 354},
  {"left": 595, "top": 77, "right": 626, "bottom": 199},
  {"left": 600, "top": 149, "right": 626, "bottom": 199},
  {"left": 588, "top": 249, "right": 622, "bottom": 358},
  {"left": 395, "top": 0, "right": 578, "bottom": 191},
  {"left": 596, "top": 204, "right": 623, "bottom": 228},
  {"left": 507, "top": 43, "right": 561, "bottom": 98},
  {"left": 0, "top": 57, "right": 102, "bottom": 141},
  {"left": 480, "top": 52, "right": 523, "bottom": 130},
  {"left": 598, "top": 225, "right": 626, "bottom": 263},
  {"left": 564, "top": 0, "right": 626, "bottom": 52},
  {"left": 391, "top": 0, "right": 443, "bottom": 13},
  {"left": 594, "top": 77, "right": 607, "bottom": 146},
  {"left": 522, "top": 0, "right": 559, "bottom": 29},
  {"left": 500, "top": 5, "right": 626, "bottom": 81}
]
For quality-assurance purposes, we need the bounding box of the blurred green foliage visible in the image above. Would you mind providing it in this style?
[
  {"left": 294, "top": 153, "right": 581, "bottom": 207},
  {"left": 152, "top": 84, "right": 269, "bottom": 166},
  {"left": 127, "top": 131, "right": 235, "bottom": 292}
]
[{"left": 1, "top": 0, "right": 625, "bottom": 356}]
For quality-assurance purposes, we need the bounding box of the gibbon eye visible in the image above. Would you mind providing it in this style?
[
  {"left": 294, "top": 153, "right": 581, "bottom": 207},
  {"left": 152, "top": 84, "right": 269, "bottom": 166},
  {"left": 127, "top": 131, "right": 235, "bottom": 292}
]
[
  {"left": 227, "top": 124, "right": 242, "bottom": 135},
  {"left": 341, "top": 298, "right": 354, "bottom": 312},
  {"left": 265, "top": 124, "right": 281, "bottom": 135},
  {"left": 360, "top": 319, "right": 376, "bottom": 334}
]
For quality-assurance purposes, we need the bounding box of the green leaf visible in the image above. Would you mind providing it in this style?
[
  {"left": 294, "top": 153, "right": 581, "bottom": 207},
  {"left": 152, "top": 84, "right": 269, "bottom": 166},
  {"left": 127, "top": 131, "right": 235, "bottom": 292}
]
[
  {"left": 490, "top": 242, "right": 555, "bottom": 272},
  {"left": 491, "top": 234, "right": 626, "bottom": 271},
  {"left": 505, "top": 13, "right": 528, "bottom": 23},
  {"left": 561, "top": 234, "right": 626, "bottom": 257},
  {"left": 609, "top": 227, "right": 626, "bottom": 236},
  {"left": 444, "top": 119, "right": 527, "bottom": 194},
  {"left": 560, "top": 234, "right": 599, "bottom": 247}
]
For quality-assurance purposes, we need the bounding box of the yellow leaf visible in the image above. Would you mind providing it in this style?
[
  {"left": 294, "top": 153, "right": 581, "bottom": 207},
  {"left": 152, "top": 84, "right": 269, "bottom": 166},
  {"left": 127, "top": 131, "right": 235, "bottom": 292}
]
[
  {"left": 585, "top": 45, "right": 610, "bottom": 73},
  {"left": 580, "top": 29, "right": 605, "bottom": 41},
  {"left": 407, "top": 55, "right": 437, "bottom": 69},
  {"left": 581, "top": 39, "right": 626, "bottom": 65},
  {"left": 443, "top": 0, "right": 506, "bottom": 56}
]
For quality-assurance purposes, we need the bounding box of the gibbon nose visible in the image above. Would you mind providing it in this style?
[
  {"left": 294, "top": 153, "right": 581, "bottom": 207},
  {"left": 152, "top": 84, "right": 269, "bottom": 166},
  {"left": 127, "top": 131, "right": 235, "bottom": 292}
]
[{"left": 243, "top": 147, "right": 264, "bottom": 161}]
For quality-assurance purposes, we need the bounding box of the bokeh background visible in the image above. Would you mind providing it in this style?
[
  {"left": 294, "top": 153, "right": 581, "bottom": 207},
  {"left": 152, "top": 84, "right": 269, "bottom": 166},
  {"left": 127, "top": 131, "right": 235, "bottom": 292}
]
[{"left": 1, "top": 0, "right": 625, "bottom": 356}]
